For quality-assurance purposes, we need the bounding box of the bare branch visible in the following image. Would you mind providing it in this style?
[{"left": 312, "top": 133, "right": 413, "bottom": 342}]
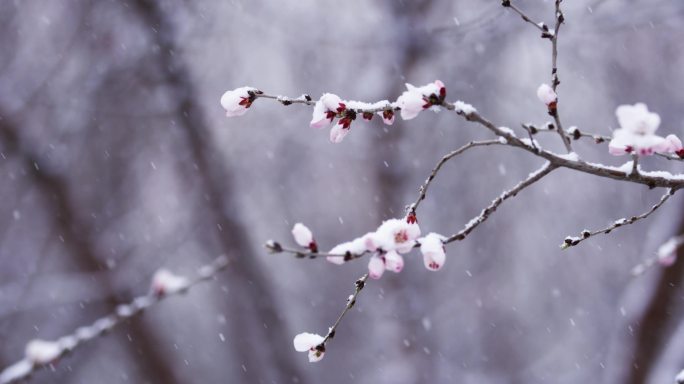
[
  {"left": 561, "top": 189, "right": 675, "bottom": 249},
  {"left": 321, "top": 274, "right": 368, "bottom": 345},
  {"left": 444, "top": 162, "right": 556, "bottom": 244},
  {"left": 0, "top": 256, "right": 229, "bottom": 384},
  {"left": 410, "top": 140, "right": 503, "bottom": 214}
]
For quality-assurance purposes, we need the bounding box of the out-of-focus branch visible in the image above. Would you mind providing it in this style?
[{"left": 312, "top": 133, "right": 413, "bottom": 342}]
[
  {"left": 561, "top": 189, "right": 674, "bottom": 249},
  {"left": 0, "top": 256, "right": 229, "bottom": 384}
]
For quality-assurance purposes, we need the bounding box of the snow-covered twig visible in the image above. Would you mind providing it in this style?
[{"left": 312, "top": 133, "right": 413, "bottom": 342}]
[
  {"left": 444, "top": 162, "right": 556, "bottom": 244},
  {"left": 0, "top": 256, "right": 229, "bottom": 384},
  {"left": 561, "top": 189, "right": 675, "bottom": 249},
  {"left": 264, "top": 240, "right": 368, "bottom": 262},
  {"left": 322, "top": 274, "right": 368, "bottom": 345},
  {"left": 293, "top": 274, "right": 368, "bottom": 362}
]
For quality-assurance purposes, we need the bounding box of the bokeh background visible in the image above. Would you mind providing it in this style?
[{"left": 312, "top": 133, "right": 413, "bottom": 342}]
[{"left": 1, "top": 0, "right": 684, "bottom": 383}]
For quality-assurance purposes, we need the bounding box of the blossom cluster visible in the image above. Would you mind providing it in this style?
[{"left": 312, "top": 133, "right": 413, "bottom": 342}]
[
  {"left": 291, "top": 219, "right": 447, "bottom": 280},
  {"left": 221, "top": 80, "right": 447, "bottom": 143}
]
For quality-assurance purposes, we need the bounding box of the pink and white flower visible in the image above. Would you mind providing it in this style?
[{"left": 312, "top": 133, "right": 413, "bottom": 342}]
[
  {"left": 371, "top": 100, "right": 395, "bottom": 125},
  {"left": 310, "top": 93, "right": 344, "bottom": 129},
  {"left": 395, "top": 80, "right": 446, "bottom": 120},
  {"left": 608, "top": 103, "right": 682, "bottom": 156},
  {"left": 329, "top": 121, "right": 351, "bottom": 143},
  {"left": 536, "top": 83, "right": 557, "bottom": 108},
  {"left": 292, "top": 223, "right": 317, "bottom": 252},
  {"left": 419, "top": 233, "right": 447, "bottom": 271},
  {"left": 150, "top": 269, "right": 189, "bottom": 296},
  {"left": 373, "top": 218, "right": 421, "bottom": 253},
  {"left": 220, "top": 86, "right": 258, "bottom": 117},
  {"left": 293, "top": 332, "right": 325, "bottom": 362}
]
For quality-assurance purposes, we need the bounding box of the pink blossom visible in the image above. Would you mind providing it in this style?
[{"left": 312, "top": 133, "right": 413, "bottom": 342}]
[
  {"left": 536, "top": 83, "right": 557, "bottom": 107},
  {"left": 608, "top": 103, "right": 678, "bottom": 156},
  {"left": 150, "top": 269, "right": 189, "bottom": 296},
  {"left": 383, "top": 250, "right": 404, "bottom": 273},
  {"left": 395, "top": 80, "right": 446, "bottom": 120},
  {"left": 293, "top": 332, "right": 325, "bottom": 362},
  {"left": 292, "top": 223, "right": 317, "bottom": 252},
  {"left": 370, "top": 100, "right": 395, "bottom": 125},
  {"left": 368, "top": 254, "right": 385, "bottom": 279},
  {"left": 329, "top": 121, "right": 351, "bottom": 143},
  {"left": 374, "top": 218, "right": 421, "bottom": 253},
  {"left": 310, "top": 93, "right": 343, "bottom": 129},
  {"left": 220, "top": 86, "right": 257, "bottom": 117},
  {"left": 616, "top": 103, "right": 660, "bottom": 135},
  {"left": 419, "top": 233, "right": 447, "bottom": 271}
]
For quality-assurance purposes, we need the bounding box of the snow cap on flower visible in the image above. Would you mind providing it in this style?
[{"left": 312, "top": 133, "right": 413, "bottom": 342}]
[
  {"left": 220, "top": 86, "right": 258, "bottom": 117},
  {"left": 150, "top": 269, "right": 189, "bottom": 296},
  {"left": 395, "top": 80, "right": 446, "bottom": 120},
  {"left": 608, "top": 103, "right": 680, "bottom": 156},
  {"left": 293, "top": 332, "right": 325, "bottom": 362},
  {"left": 373, "top": 218, "right": 421, "bottom": 253},
  {"left": 310, "top": 93, "right": 343, "bottom": 129},
  {"left": 616, "top": 103, "right": 660, "bottom": 135},
  {"left": 419, "top": 233, "right": 447, "bottom": 271},
  {"left": 292, "top": 223, "right": 317, "bottom": 252},
  {"left": 25, "top": 339, "right": 61, "bottom": 365},
  {"left": 536, "top": 83, "right": 557, "bottom": 106}
]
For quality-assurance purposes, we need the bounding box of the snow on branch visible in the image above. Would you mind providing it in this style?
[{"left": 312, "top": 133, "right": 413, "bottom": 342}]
[
  {"left": 561, "top": 189, "right": 675, "bottom": 249},
  {"left": 0, "top": 256, "right": 229, "bottom": 384}
]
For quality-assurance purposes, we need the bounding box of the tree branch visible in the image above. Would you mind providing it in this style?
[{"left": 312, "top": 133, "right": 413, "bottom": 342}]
[
  {"left": 561, "top": 189, "right": 675, "bottom": 249},
  {"left": 0, "top": 256, "right": 229, "bottom": 384}
]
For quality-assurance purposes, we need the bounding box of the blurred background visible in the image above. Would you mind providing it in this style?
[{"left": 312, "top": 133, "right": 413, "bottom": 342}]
[{"left": 1, "top": 0, "right": 684, "bottom": 383}]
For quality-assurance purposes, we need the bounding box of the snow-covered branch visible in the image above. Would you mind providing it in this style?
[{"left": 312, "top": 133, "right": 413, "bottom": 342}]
[
  {"left": 561, "top": 189, "right": 674, "bottom": 249},
  {"left": 0, "top": 256, "right": 229, "bottom": 384}
]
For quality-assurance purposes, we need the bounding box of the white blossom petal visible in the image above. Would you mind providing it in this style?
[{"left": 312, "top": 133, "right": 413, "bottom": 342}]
[{"left": 329, "top": 122, "right": 350, "bottom": 143}]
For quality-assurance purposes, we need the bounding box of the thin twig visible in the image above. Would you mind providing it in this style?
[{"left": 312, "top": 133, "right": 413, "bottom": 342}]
[
  {"left": 321, "top": 274, "right": 368, "bottom": 346},
  {"left": 505, "top": 2, "right": 547, "bottom": 32},
  {"left": 0, "top": 256, "right": 230, "bottom": 384},
  {"left": 445, "top": 163, "right": 557, "bottom": 244},
  {"left": 409, "top": 140, "right": 503, "bottom": 214},
  {"left": 561, "top": 189, "right": 675, "bottom": 249},
  {"left": 549, "top": 0, "right": 573, "bottom": 153}
]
